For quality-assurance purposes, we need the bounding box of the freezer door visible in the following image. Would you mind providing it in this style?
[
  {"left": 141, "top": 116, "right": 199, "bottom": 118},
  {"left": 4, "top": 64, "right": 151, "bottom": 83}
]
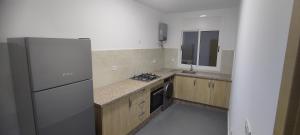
[
  {"left": 26, "top": 38, "right": 92, "bottom": 91},
  {"left": 33, "top": 80, "right": 95, "bottom": 135}
]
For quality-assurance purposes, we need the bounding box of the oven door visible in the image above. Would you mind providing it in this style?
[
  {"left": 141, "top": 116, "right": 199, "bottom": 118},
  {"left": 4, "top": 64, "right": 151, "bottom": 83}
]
[{"left": 150, "top": 87, "right": 164, "bottom": 113}]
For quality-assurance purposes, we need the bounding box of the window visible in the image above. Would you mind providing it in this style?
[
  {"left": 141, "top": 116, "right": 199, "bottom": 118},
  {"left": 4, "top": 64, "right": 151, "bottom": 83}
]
[
  {"left": 181, "top": 31, "right": 199, "bottom": 65},
  {"left": 180, "top": 30, "right": 220, "bottom": 69}
]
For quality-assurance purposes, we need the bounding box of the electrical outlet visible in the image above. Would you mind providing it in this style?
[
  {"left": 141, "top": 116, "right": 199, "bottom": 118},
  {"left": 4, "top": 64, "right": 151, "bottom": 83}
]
[
  {"left": 245, "top": 119, "right": 252, "bottom": 135},
  {"left": 171, "top": 58, "right": 175, "bottom": 62},
  {"left": 152, "top": 59, "right": 157, "bottom": 63},
  {"left": 111, "top": 66, "right": 118, "bottom": 71}
]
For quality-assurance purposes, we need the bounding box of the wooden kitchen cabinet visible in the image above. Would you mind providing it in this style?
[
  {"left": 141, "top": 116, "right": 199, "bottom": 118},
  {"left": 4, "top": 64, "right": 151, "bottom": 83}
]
[
  {"left": 174, "top": 76, "right": 196, "bottom": 101},
  {"left": 194, "top": 78, "right": 211, "bottom": 105},
  {"left": 174, "top": 76, "right": 231, "bottom": 109},
  {"left": 98, "top": 88, "right": 150, "bottom": 135},
  {"left": 101, "top": 96, "right": 130, "bottom": 135},
  {"left": 174, "top": 76, "right": 211, "bottom": 104},
  {"left": 209, "top": 80, "right": 231, "bottom": 108},
  {"left": 128, "top": 89, "right": 150, "bottom": 130}
]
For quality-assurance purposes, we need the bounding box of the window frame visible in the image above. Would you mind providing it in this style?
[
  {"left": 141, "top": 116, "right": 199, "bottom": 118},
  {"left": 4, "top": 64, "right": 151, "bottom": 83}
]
[{"left": 178, "top": 29, "right": 222, "bottom": 72}]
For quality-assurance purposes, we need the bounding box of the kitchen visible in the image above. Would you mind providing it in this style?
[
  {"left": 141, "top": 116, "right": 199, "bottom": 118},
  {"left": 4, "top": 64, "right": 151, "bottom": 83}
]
[{"left": 0, "top": 0, "right": 299, "bottom": 135}]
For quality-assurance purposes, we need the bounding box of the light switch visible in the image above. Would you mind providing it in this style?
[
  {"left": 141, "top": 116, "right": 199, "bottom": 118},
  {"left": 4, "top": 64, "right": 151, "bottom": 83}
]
[{"left": 112, "top": 66, "right": 118, "bottom": 71}]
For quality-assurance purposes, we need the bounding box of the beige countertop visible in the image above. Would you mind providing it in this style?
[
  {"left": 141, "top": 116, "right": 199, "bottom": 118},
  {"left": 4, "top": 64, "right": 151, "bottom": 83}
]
[
  {"left": 176, "top": 72, "right": 232, "bottom": 82},
  {"left": 93, "top": 69, "right": 231, "bottom": 106}
]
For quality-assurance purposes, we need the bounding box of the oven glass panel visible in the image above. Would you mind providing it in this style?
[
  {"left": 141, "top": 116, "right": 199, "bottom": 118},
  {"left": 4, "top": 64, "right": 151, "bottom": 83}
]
[{"left": 150, "top": 88, "right": 164, "bottom": 113}]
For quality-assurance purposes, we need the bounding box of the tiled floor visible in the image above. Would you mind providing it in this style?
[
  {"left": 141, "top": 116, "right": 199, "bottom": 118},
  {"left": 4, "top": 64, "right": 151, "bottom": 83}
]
[{"left": 135, "top": 103, "right": 227, "bottom": 135}]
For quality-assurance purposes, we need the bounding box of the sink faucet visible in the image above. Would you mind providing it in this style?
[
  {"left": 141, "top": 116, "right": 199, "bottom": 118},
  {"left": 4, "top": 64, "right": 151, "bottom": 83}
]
[{"left": 190, "top": 64, "right": 193, "bottom": 71}]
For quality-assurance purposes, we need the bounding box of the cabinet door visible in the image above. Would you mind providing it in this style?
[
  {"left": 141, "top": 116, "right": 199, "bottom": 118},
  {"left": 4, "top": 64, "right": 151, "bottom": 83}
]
[
  {"left": 129, "top": 92, "right": 143, "bottom": 130},
  {"left": 194, "top": 78, "right": 211, "bottom": 104},
  {"left": 102, "top": 97, "right": 130, "bottom": 135},
  {"left": 143, "top": 88, "right": 151, "bottom": 120},
  {"left": 174, "top": 76, "right": 196, "bottom": 101},
  {"left": 210, "top": 80, "right": 231, "bottom": 108}
]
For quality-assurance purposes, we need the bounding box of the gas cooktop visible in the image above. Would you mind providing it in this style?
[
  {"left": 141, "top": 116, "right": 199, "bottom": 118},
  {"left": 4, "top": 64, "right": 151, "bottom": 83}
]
[{"left": 131, "top": 73, "right": 160, "bottom": 82}]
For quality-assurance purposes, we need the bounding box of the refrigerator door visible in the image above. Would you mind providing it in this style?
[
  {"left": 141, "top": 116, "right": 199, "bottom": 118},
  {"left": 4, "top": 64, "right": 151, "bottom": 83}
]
[
  {"left": 26, "top": 38, "right": 92, "bottom": 91},
  {"left": 33, "top": 79, "right": 95, "bottom": 135}
]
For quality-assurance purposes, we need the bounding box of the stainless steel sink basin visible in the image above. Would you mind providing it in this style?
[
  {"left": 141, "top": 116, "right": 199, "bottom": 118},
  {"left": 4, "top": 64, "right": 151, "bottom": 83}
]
[{"left": 182, "top": 70, "right": 196, "bottom": 74}]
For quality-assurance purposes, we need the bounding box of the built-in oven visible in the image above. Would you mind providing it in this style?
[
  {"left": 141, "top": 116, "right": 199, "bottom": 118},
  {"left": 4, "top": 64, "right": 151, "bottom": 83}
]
[{"left": 150, "top": 84, "right": 164, "bottom": 113}]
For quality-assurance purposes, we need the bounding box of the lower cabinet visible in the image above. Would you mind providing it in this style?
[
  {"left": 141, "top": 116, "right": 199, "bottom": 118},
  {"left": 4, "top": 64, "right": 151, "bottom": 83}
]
[
  {"left": 128, "top": 89, "right": 150, "bottom": 130},
  {"left": 173, "top": 76, "right": 196, "bottom": 101},
  {"left": 209, "top": 80, "right": 231, "bottom": 108},
  {"left": 101, "top": 97, "right": 130, "bottom": 135},
  {"left": 97, "top": 88, "right": 150, "bottom": 135},
  {"left": 194, "top": 78, "right": 211, "bottom": 105},
  {"left": 96, "top": 76, "right": 230, "bottom": 135},
  {"left": 174, "top": 76, "right": 231, "bottom": 108}
]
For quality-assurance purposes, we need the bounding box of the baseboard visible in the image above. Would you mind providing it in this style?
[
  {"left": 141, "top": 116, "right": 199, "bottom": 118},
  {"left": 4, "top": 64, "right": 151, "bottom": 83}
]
[{"left": 173, "top": 98, "right": 229, "bottom": 111}]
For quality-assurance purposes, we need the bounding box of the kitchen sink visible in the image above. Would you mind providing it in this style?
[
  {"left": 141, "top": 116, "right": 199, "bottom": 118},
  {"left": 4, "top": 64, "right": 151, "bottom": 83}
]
[{"left": 182, "top": 70, "right": 196, "bottom": 74}]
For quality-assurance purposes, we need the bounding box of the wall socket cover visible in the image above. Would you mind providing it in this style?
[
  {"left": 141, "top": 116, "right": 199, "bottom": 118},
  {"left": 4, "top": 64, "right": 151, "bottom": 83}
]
[
  {"left": 111, "top": 66, "right": 118, "bottom": 71},
  {"left": 245, "top": 119, "right": 252, "bottom": 135}
]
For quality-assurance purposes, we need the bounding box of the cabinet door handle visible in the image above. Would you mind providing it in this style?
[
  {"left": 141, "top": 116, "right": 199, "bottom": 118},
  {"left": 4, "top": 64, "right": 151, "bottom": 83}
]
[
  {"left": 139, "top": 112, "right": 145, "bottom": 116},
  {"left": 129, "top": 97, "right": 132, "bottom": 108},
  {"left": 139, "top": 112, "right": 145, "bottom": 120},
  {"left": 194, "top": 80, "right": 196, "bottom": 86},
  {"left": 140, "top": 100, "right": 145, "bottom": 105},
  {"left": 139, "top": 101, "right": 145, "bottom": 108},
  {"left": 208, "top": 80, "right": 211, "bottom": 88},
  {"left": 212, "top": 81, "right": 215, "bottom": 89}
]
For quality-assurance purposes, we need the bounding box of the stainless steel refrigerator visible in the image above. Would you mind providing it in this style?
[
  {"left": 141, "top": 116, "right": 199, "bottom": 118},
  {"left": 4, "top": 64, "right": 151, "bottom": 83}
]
[{"left": 8, "top": 38, "right": 95, "bottom": 135}]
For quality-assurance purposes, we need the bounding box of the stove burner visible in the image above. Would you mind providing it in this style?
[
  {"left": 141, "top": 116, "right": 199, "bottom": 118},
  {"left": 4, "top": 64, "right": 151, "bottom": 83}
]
[{"left": 131, "top": 73, "right": 160, "bottom": 82}]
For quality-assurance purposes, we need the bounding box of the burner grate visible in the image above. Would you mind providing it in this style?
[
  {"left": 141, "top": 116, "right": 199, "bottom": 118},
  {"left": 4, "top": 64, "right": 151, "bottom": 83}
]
[{"left": 131, "top": 73, "right": 160, "bottom": 82}]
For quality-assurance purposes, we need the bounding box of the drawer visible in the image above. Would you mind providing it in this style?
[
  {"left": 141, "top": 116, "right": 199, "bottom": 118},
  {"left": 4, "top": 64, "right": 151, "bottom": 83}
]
[{"left": 131, "top": 89, "right": 147, "bottom": 105}]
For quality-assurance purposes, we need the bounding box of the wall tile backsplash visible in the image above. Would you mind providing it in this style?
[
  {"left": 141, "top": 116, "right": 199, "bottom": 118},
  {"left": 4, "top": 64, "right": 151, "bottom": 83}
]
[
  {"left": 92, "top": 48, "right": 234, "bottom": 88},
  {"left": 163, "top": 48, "right": 234, "bottom": 74},
  {"left": 92, "top": 49, "right": 164, "bottom": 88}
]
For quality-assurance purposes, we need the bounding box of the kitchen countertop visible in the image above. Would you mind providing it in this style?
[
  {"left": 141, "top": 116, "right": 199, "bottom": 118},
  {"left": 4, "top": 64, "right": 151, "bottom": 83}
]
[
  {"left": 93, "top": 69, "right": 231, "bottom": 106},
  {"left": 176, "top": 71, "right": 232, "bottom": 82}
]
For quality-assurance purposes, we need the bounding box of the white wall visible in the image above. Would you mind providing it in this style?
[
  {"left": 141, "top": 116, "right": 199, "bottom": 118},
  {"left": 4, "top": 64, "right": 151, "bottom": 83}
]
[
  {"left": 229, "top": 0, "right": 294, "bottom": 134},
  {"left": 0, "top": 0, "right": 163, "bottom": 50},
  {"left": 0, "top": 0, "right": 5, "bottom": 42},
  {"left": 162, "top": 8, "right": 240, "bottom": 50}
]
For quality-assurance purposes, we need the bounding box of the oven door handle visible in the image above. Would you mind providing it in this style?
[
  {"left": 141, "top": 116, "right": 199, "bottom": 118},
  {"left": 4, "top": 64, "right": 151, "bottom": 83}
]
[
  {"left": 152, "top": 89, "right": 164, "bottom": 96},
  {"left": 165, "top": 83, "right": 170, "bottom": 91}
]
